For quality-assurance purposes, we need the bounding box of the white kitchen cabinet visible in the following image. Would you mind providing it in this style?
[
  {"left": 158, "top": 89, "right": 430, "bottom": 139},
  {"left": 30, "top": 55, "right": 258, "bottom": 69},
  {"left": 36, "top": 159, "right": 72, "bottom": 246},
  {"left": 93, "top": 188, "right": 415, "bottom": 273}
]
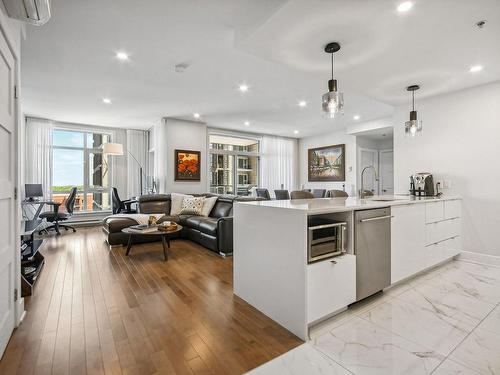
[
  {"left": 425, "top": 218, "right": 460, "bottom": 246},
  {"left": 427, "top": 236, "right": 461, "bottom": 265},
  {"left": 444, "top": 199, "right": 461, "bottom": 220},
  {"left": 425, "top": 201, "right": 444, "bottom": 223},
  {"left": 307, "top": 254, "right": 356, "bottom": 324},
  {"left": 391, "top": 204, "right": 426, "bottom": 284}
]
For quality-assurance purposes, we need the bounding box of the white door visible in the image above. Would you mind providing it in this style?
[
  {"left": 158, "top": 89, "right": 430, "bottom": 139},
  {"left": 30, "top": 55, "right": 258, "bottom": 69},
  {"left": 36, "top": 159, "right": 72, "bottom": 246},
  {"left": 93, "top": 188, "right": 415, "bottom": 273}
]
[
  {"left": 0, "top": 29, "right": 17, "bottom": 357},
  {"left": 379, "top": 150, "right": 394, "bottom": 195},
  {"left": 359, "top": 149, "right": 378, "bottom": 195}
]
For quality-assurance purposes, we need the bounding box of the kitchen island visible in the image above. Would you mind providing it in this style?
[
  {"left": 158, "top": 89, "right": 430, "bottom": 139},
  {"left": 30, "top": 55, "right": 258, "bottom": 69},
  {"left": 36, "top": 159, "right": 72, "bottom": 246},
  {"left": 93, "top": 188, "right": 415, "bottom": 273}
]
[{"left": 233, "top": 195, "right": 462, "bottom": 340}]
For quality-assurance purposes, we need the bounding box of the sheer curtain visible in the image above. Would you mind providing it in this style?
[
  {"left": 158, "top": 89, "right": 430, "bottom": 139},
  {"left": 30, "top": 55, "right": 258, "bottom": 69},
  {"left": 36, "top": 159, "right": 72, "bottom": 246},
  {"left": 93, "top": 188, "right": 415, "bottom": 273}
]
[
  {"left": 126, "top": 129, "right": 148, "bottom": 197},
  {"left": 260, "top": 135, "right": 298, "bottom": 197},
  {"left": 153, "top": 120, "right": 167, "bottom": 193},
  {"left": 25, "top": 117, "right": 53, "bottom": 199}
]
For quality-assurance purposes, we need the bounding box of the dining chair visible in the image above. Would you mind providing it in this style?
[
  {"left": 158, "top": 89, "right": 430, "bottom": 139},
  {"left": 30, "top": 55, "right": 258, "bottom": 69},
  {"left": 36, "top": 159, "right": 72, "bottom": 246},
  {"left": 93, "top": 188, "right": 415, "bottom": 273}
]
[
  {"left": 274, "top": 190, "right": 290, "bottom": 200},
  {"left": 328, "top": 190, "right": 348, "bottom": 198},
  {"left": 255, "top": 188, "right": 271, "bottom": 200},
  {"left": 290, "top": 190, "right": 315, "bottom": 199},
  {"left": 312, "top": 189, "right": 327, "bottom": 198}
]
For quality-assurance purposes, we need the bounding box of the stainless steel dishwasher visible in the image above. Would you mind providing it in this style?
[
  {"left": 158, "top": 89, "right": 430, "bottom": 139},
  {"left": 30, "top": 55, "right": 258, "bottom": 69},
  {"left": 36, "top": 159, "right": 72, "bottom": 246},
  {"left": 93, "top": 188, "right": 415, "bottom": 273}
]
[{"left": 354, "top": 207, "right": 392, "bottom": 301}]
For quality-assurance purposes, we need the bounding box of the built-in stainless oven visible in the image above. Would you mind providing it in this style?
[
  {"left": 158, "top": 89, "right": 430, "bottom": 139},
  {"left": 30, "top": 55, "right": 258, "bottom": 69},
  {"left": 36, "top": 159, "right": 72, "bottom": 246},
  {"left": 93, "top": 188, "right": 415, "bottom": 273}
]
[{"left": 308, "top": 218, "right": 347, "bottom": 263}]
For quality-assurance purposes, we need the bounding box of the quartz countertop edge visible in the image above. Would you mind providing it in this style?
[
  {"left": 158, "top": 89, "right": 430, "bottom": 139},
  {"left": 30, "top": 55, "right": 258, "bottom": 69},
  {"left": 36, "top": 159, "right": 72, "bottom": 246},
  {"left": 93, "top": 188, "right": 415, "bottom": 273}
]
[{"left": 235, "top": 195, "right": 461, "bottom": 215}]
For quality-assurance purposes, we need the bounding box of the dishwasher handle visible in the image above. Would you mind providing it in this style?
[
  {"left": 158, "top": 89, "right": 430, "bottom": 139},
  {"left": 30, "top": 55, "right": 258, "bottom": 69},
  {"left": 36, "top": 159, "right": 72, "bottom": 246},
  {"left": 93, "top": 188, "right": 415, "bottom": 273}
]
[{"left": 359, "top": 215, "right": 394, "bottom": 223}]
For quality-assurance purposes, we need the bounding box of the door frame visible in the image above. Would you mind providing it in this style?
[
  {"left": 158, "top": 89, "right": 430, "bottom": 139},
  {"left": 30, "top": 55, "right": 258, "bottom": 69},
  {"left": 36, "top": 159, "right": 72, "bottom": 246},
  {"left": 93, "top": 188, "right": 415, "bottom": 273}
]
[
  {"left": 378, "top": 148, "right": 394, "bottom": 195},
  {"left": 0, "top": 18, "right": 23, "bottom": 333},
  {"left": 357, "top": 147, "right": 379, "bottom": 195}
]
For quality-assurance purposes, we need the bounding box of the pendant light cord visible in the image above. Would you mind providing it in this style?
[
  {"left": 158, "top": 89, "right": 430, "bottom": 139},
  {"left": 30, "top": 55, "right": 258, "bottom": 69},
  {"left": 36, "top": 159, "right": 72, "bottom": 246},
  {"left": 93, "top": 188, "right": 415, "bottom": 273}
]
[
  {"left": 331, "top": 53, "right": 334, "bottom": 79},
  {"left": 412, "top": 90, "right": 415, "bottom": 111}
]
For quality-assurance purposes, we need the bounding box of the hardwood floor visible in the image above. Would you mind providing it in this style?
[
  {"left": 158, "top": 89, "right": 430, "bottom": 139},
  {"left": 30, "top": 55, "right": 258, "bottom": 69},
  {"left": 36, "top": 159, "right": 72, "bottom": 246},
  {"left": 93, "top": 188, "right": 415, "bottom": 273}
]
[{"left": 0, "top": 227, "right": 301, "bottom": 375}]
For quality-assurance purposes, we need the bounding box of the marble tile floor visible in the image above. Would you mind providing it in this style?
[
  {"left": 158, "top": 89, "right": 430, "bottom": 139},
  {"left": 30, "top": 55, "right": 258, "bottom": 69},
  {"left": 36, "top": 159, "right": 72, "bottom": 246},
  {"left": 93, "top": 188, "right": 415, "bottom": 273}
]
[{"left": 247, "top": 260, "right": 500, "bottom": 375}]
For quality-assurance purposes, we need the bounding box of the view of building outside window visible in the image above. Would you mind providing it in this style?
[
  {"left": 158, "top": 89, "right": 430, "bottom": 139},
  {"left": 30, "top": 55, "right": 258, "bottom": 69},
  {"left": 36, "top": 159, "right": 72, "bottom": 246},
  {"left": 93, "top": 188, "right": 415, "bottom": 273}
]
[
  {"left": 52, "top": 129, "right": 111, "bottom": 212},
  {"left": 209, "top": 135, "right": 259, "bottom": 196}
]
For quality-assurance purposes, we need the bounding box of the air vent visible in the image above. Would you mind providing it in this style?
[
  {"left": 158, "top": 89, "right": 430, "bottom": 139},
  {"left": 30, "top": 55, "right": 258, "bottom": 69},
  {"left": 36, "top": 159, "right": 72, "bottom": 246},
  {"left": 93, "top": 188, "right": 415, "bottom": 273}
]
[{"left": 2, "top": 0, "right": 51, "bottom": 26}]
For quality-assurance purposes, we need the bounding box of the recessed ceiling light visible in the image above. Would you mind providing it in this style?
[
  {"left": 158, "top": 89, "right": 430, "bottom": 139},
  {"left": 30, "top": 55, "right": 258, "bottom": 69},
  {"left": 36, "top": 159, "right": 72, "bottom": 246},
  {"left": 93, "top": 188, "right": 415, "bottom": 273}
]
[
  {"left": 469, "top": 65, "right": 483, "bottom": 73},
  {"left": 298, "top": 100, "right": 307, "bottom": 107},
  {"left": 353, "top": 115, "right": 361, "bottom": 120},
  {"left": 397, "top": 1, "right": 413, "bottom": 12},
  {"left": 116, "top": 51, "right": 129, "bottom": 60},
  {"left": 193, "top": 113, "right": 201, "bottom": 119},
  {"left": 238, "top": 84, "right": 249, "bottom": 93},
  {"left": 294, "top": 130, "right": 299, "bottom": 134},
  {"left": 244, "top": 121, "right": 250, "bottom": 126},
  {"left": 102, "top": 98, "right": 112, "bottom": 104}
]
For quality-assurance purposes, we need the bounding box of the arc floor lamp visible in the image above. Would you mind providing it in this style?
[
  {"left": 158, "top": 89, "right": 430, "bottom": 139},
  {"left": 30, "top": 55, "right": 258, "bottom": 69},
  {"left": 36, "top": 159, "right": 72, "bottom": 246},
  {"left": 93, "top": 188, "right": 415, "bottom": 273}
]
[{"left": 102, "top": 143, "right": 145, "bottom": 195}]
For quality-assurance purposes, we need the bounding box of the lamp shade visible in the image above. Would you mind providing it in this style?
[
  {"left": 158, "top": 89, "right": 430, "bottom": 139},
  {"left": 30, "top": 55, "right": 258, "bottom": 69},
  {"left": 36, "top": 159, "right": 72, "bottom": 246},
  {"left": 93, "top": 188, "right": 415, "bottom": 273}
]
[{"left": 102, "top": 143, "right": 124, "bottom": 155}]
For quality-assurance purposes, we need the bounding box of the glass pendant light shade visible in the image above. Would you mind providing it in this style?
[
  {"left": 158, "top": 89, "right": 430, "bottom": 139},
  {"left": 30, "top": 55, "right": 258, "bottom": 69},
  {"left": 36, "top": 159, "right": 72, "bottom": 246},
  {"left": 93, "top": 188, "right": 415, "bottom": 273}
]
[
  {"left": 322, "top": 43, "right": 344, "bottom": 118},
  {"left": 405, "top": 119, "right": 422, "bottom": 137},
  {"left": 322, "top": 91, "right": 344, "bottom": 118},
  {"left": 405, "top": 86, "right": 422, "bottom": 137}
]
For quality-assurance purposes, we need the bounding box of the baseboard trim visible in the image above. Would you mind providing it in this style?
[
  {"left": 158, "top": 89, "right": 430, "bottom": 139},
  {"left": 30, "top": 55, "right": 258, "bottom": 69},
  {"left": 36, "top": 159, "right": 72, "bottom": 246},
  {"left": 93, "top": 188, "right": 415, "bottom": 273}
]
[{"left": 457, "top": 251, "right": 500, "bottom": 268}]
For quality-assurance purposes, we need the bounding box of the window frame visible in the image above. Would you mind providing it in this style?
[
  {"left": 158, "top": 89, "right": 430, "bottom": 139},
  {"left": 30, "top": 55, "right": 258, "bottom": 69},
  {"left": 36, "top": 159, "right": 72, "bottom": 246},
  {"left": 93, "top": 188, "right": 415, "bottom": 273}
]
[
  {"left": 51, "top": 128, "right": 113, "bottom": 213},
  {"left": 207, "top": 130, "right": 261, "bottom": 196}
]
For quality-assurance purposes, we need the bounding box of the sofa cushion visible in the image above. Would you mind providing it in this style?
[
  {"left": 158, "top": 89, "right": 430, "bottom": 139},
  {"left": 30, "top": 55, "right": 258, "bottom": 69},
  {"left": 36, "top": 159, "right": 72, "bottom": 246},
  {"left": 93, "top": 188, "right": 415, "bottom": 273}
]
[
  {"left": 104, "top": 217, "right": 138, "bottom": 233},
  {"left": 198, "top": 217, "right": 218, "bottom": 236},
  {"left": 179, "top": 196, "right": 204, "bottom": 215},
  {"left": 201, "top": 196, "right": 218, "bottom": 217},
  {"left": 183, "top": 216, "right": 204, "bottom": 230},
  {"left": 171, "top": 193, "right": 193, "bottom": 215},
  {"left": 139, "top": 194, "right": 171, "bottom": 215},
  {"left": 210, "top": 200, "right": 233, "bottom": 218}
]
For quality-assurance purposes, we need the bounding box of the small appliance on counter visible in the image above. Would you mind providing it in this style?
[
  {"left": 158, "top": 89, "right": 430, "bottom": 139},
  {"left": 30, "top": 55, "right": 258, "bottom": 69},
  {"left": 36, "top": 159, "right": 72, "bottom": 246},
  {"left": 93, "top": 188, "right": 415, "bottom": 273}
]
[{"left": 409, "top": 173, "right": 435, "bottom": 196}]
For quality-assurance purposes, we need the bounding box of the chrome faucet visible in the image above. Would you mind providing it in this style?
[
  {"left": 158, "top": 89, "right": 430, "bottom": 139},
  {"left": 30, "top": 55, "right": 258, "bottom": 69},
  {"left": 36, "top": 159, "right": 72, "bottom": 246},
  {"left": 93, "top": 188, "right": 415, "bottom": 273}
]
[{"left": 360, "top": 165, "right": 378, "bottom": 198}]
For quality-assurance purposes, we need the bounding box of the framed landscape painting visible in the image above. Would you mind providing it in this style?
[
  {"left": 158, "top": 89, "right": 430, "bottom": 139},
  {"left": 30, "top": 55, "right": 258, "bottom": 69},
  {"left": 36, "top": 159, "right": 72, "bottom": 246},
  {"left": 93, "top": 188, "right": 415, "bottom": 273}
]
[
  {"left": 175, "top": 150, "right": 201, "bottom": 181},
  {"left": 308, "top": 144, "right": 345, "bottom": 182}
]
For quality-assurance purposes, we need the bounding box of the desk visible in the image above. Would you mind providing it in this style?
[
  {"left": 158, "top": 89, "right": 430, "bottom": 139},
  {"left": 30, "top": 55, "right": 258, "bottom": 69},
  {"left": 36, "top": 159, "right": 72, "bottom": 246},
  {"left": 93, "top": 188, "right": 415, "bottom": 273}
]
[{"left": 21, "top": 200, "right": 61, "bottom": 221}]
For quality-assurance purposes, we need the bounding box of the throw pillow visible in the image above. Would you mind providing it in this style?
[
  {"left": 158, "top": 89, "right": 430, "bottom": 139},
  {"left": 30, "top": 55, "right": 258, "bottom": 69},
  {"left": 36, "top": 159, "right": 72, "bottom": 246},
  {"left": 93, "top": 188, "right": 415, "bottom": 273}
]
[
  {"left": 179, "top": 197, "right": 205, "bottom": 215},
  {"left": 201, "top": 196, "right": 218, "bottom": 217},
  {"left": 170, "top": 193, "right": 193, "bottom": 215}
]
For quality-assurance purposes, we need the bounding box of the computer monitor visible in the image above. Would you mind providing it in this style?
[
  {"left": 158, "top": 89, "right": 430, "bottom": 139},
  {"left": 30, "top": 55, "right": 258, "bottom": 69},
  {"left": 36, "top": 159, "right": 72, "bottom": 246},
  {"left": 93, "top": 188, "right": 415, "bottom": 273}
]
[{"left": 25, "top": 184, "right": 43, "bottom": 200}]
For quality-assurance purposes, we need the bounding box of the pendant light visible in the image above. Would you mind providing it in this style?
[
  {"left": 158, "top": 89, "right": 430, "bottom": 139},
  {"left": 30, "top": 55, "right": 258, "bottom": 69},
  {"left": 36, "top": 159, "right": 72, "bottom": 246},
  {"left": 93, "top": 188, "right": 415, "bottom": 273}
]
[
  {"left": 405, "top": 85, "right": 422, "bottom": 137},
  {"left": 322, "top": 42, "right": 344, "bottom": 118}
]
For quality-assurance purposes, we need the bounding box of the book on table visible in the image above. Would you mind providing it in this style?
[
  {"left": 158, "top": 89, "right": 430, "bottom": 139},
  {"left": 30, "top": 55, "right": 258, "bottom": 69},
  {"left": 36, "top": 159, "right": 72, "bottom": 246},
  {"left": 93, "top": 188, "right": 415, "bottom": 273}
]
[{"left": 128, "top": 224, "right": 158, "bottom": 233}]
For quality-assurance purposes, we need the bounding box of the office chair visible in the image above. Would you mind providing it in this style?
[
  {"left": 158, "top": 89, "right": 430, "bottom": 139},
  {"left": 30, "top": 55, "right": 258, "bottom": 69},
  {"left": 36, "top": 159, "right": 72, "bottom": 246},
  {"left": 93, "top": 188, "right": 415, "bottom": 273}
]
[
  {"left": 112, "top": 187, "right": 137, "bottom": 214},
  {"left": 39, "top": 187, "right": 77, "bottom": 235},
  {"left": 274, "top": 190, "right": 290, "bottom": 200},
  {"left": 255, "top": 188, "right": 271, "bottom": 200}
]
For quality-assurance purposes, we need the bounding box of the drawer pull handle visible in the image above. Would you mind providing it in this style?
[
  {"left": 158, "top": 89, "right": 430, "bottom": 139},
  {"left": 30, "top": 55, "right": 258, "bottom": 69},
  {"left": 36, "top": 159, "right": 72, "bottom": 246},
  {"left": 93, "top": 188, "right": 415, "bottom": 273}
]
[{"left": 330, "top": 260, "right": 337, "bottom": 264}]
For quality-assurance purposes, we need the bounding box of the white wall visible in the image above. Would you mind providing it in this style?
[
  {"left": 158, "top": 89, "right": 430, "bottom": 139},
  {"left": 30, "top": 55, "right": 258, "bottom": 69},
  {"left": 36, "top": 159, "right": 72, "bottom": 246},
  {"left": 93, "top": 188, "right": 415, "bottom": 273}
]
[
  {"left": 299, "top": 130, "right": 357, "bottom": 196},
  {"left": 394, "top": 81, "right": 500, "bottom": 257},
  {"left": 163, "top": 118, "right": 208, "bottom": 194}
]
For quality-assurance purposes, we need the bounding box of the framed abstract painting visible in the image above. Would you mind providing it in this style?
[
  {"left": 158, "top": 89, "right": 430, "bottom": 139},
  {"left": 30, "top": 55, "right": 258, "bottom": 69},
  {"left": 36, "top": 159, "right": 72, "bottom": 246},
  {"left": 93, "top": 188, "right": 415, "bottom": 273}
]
[
  {"left": 174, "top": 150, "right": 201, "bottom": 181},
  {"left": 308, "top": 144, "right": 345, "bottom": 182}
]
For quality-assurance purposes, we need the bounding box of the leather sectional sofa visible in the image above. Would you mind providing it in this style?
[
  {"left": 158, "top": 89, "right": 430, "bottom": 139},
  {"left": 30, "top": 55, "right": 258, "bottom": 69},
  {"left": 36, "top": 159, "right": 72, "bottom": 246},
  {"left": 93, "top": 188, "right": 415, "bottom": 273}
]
[{"left": 102, "top": 193, "right": 261, "bottom": 256}]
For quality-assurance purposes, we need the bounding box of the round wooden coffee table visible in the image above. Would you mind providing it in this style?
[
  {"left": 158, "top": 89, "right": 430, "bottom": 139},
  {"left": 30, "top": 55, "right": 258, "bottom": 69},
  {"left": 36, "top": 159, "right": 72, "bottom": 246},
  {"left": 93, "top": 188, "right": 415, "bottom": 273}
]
[{"left": 121, "top": 225, "right": 183, "bottom": 261}]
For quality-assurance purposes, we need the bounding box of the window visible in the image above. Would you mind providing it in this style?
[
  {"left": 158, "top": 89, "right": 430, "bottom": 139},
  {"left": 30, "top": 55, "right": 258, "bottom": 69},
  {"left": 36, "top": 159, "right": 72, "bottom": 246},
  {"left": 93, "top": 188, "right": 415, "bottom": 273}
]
[
  {"left": 52, "top": 129, "right": 111, "bottom": 213},
  {"left": 209, "top": 134, "right": 260, "bottom": 196}
]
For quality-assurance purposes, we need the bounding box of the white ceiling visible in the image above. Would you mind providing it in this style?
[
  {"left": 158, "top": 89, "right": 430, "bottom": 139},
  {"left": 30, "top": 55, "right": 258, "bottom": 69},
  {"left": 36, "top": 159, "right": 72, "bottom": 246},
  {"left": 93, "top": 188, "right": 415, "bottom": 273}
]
[
  {"left": 21, "top": 0, "right": 500, "bottom": 138},
  {"left": 355, "top": 126, "right": 394, "bottom": 141}
]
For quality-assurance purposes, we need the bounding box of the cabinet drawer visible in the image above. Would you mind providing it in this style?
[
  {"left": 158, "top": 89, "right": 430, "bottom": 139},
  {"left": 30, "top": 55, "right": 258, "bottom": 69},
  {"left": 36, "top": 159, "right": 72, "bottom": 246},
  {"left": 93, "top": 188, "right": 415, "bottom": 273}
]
[
  {"left": 444, "top": 200, "right": 461, "bottom": 220},
  {"left": 425, "top": 218, "right": 460, "bottom": 246},
  {"left": 307, "top": 254, "right": 356, "bottom": 324},
  {"left": 425, "top": 201, "right": 444, "bottom": 223},
  {"left": 427, "top": 236, "right": 461, "bottom": 266}
]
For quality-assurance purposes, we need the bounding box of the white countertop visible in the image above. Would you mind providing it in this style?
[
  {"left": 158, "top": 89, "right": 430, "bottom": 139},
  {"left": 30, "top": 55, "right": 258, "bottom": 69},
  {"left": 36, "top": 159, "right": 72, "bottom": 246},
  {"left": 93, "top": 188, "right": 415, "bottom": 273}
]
[{"left": 236, "top": 195, "right": 461, "bottom": 215}]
